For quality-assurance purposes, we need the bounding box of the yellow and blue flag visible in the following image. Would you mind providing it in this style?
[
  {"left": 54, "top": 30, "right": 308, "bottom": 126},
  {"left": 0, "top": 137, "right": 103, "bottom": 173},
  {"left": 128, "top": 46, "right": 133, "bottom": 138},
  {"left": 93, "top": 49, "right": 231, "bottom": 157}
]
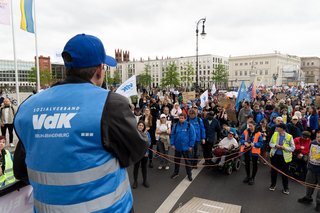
[{"left": 20, "top": 0, "right": 34, "bottom": 33}]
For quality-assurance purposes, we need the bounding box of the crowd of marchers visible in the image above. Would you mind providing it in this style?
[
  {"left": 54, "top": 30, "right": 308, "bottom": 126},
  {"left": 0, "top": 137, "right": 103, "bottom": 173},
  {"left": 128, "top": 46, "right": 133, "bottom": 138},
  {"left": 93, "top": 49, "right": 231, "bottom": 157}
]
[{"left": 130, "top": 85, "right": 320, "bottom": 212}]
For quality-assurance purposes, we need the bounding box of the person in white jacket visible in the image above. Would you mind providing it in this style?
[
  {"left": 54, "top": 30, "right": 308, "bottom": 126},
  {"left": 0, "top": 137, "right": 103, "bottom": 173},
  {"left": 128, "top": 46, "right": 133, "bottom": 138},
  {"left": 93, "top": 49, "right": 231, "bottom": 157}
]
[{"left": 171, "top": 103, "right": 182, "bottom": 124}]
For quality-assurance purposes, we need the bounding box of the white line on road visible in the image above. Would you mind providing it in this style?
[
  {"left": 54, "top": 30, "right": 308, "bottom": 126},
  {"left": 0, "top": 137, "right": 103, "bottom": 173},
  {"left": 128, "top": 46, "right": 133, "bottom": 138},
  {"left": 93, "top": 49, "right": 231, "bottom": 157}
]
[
  {"left": 203, "top": 203, "right": 224, "bottom": 210},
  {"left": 155, "top": 160, "right": 204, "bottom": 213},
  {"left": 197, "top": 210, "right": 209, "bottom": 213}
]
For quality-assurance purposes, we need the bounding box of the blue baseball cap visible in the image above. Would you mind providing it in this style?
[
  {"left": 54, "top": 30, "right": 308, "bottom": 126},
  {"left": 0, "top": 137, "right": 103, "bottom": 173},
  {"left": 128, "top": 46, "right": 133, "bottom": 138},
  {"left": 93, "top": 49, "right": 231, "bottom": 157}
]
[{"left": 62, "top": 34, "right": 117, "bottom": 68}]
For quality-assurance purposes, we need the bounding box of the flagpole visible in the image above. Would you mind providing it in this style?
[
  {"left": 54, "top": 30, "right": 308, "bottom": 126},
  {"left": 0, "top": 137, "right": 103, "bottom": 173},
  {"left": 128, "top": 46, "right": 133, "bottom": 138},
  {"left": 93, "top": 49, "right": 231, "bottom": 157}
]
[
  {"left": 10, "top": 0, "right": 20, "bottom": 106},
  {"left": 33, "top": 0, "right": 40, "bottom": 92}
]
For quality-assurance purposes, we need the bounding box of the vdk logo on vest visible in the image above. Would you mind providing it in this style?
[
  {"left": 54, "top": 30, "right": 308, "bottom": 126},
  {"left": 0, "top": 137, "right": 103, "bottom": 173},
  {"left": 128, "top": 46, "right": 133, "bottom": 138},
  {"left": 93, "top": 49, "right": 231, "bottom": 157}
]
[{"left": 33, "top": 113, "right": 76, "bottom": 129}]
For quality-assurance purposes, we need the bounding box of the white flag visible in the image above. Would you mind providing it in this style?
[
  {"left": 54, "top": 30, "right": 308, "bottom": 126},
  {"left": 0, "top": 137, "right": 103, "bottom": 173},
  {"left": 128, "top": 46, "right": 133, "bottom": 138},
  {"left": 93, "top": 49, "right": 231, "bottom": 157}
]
[
  {"left": 116, "top": 75, "right": 138, "bottom": 98},
  {"left": 211, "top": 83, "right": 216, "bottom": 94},
  {"left": 0, "top": 0, "right": 10, "bottom": 25},
  {"left": 200, "top": 90, "right": 208, "bottom": 108}
]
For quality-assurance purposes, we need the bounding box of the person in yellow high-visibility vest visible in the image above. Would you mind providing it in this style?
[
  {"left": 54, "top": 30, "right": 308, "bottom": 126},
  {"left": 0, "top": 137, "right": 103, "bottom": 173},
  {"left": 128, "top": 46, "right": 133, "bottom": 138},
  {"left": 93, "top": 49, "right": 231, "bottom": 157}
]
[
  {"left": 269, "top": 123, "right": 295, "bottom": 195},
  {"left": 0, "top": 135, "right": 15, "bottom": 187}
]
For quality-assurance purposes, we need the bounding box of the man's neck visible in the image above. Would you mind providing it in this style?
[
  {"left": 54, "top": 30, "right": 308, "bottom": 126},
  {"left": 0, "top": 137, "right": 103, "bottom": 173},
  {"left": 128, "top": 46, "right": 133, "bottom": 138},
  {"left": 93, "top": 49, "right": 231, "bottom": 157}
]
[{"left": 279, "top": 132, "right": 285, "bottom": 136}]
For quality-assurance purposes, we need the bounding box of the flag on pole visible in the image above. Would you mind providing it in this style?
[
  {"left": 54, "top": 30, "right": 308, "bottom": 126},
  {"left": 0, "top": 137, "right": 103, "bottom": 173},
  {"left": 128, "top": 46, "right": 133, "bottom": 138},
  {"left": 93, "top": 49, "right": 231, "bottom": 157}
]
[
  {"left": 20, "top": 0, "right": 34, "bottom": 33},
  {"left": 0, "top": 0, "right": 10, "bottom": 25},
  {"left": 236, "top": 81, "right": 248, "bottom": 111},
  {"left": 251, "top": 79, "right": 257, "bottom": 99},
  {"left": 116, "top": 75, "right": 138, "bottom": 98},
  {"left": 200, "top": 90, "right": 208, "bottom": 108},
  {"left": 247, "top": 81, "right": 253, "bottom": 99},
  {"left": 211, "top": 83, "right": 216, "bottom": 94}
]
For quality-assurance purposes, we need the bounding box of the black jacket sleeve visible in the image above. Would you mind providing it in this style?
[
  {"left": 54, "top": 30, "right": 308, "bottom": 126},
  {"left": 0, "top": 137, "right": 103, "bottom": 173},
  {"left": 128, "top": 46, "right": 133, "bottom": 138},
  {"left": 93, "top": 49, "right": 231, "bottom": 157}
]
[
  {"left": 101, "top": 92, "right": 148, "bottom": 168},
  {"left": 13, "top": 141, "right": 29, "bottom": 183}
]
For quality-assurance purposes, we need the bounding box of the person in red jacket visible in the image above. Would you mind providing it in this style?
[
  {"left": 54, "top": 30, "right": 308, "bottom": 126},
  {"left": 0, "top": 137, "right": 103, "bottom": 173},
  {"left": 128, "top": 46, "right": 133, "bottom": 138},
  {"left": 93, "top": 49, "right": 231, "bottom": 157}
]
[{"left": 293, "top": 131, "right": 311, "bottom": 180}]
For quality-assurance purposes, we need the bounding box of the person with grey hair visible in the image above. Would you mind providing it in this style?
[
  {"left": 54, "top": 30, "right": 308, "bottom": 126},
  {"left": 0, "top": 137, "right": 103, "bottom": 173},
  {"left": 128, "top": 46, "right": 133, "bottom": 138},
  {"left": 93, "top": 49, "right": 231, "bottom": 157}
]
[{"left": 269, "top": 123, "right": 295, "bottom": 195}]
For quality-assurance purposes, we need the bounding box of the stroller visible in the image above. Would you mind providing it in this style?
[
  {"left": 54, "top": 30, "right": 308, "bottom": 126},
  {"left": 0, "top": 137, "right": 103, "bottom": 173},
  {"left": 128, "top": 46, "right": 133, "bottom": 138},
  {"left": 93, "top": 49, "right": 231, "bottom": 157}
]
[{"left": 212, "top": 144, "right": 241, "bottom": 175}]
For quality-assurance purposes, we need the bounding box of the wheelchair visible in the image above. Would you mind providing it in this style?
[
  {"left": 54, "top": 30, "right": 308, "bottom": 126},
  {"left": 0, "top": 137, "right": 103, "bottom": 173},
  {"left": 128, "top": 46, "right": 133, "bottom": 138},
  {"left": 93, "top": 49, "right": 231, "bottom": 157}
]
[{"left": 212, "top": 145, "right": 241, "bottom": 175}]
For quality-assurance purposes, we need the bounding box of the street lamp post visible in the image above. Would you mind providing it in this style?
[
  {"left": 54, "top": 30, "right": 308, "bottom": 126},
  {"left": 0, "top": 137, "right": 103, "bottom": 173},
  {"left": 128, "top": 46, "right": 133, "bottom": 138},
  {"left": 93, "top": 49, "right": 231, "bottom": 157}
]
[{"left": 195, "top": 18, "right": 206, "bottom": 89}]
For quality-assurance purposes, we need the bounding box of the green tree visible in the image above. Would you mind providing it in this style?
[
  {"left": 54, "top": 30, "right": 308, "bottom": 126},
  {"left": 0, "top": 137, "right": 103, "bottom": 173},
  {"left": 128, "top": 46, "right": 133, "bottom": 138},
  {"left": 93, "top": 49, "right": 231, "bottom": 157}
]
[
  {"left": 138, "top": 64, "right": 152, "bottom": 88},
  {"left": 161, "top": 63, "right": 180, "bottom": 88},
  {"left": 28, "top": 67, "right": 53, "bottom": 87},
  {"left": 113, "top": 70, "right": 121, "bottom": 85},
  {"left": 180, "top": 63, "right": 194, "bottom": 89},
  {"left": 27, "top": 67, "right": 37, "bottom": 83},
  {"left": 105, "top": 71, "right": 114, "bottom": 85},
  {"left": 211, "top": 64, "right": 228, "bottom": 88}
]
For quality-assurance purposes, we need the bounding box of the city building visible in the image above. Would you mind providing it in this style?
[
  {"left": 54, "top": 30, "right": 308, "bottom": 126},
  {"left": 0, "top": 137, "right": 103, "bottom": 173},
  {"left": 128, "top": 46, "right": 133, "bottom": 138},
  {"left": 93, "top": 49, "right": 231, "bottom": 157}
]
[
  {"left": 112, "top": 54, "right": 229, "bottom": 89},
  {"left": 228, "top": 52, "right": 302, "bottom": 87},
  {"left": 38, "top": 56, "right": 51, "bottom": 72},
  {"left": 51, "top": 62, "right": 66, "bottom": 81},
  {"left": 301, "top": 57, "right": 320, "bottom": 84},
  {"left": 0, "top": 59, "right": 35, "bottom": 87}
]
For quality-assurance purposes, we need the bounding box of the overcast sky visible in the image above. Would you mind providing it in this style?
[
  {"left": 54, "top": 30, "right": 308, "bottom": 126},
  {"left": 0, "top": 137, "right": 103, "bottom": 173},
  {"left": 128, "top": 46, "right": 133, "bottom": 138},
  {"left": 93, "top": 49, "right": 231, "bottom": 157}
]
[{"left": 1, "top": 0, "right": 320, "bottom": 63}]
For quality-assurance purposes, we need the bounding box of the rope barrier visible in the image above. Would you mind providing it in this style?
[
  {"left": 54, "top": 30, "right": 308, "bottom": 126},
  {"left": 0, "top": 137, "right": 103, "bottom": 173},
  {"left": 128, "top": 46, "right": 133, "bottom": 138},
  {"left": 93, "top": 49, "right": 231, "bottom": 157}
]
[
  {"left": 148, "top": 146, "right": 250, "bottom": 161},
  {"left": 258, "top": 155, "right": 320, "bottom": 190},
  {"left": 148, "top": 147, "right": 247, "bottom": 168},
  {"left": 148, "top": 147, "right": 320, "bottom": 190}
]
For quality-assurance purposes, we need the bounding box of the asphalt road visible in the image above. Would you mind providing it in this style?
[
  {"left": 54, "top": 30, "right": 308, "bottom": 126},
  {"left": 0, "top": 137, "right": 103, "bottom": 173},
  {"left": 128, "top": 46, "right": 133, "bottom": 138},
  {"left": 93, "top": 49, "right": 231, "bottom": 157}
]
[{"left": 129, "top": 155, "right": 316, "bottom": 213}]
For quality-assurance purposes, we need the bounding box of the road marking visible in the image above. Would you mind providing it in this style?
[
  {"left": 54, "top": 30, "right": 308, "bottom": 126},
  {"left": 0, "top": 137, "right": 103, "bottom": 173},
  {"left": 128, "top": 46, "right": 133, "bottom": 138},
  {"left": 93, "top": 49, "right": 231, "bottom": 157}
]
[
  {"left": 197, "top": 210, "right": 209, "bottom": 213},
  {"left": 203, "top": 203, "right": 224, "bottom": 210},
  {"left": 155, "top": 160, "right": 204, "bottom": 213}
]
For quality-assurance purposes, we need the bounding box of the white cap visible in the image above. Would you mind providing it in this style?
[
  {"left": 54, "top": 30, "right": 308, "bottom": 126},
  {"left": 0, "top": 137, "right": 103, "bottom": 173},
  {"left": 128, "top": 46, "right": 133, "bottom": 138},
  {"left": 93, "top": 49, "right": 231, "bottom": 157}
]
[{"left": 160, "top": 114, "right": 166, "bottom": 118}]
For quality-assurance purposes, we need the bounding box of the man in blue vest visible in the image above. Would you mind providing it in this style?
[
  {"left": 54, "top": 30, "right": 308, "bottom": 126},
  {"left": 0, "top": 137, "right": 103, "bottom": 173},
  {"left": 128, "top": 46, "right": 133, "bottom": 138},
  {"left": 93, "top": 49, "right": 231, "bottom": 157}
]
[{"left": 13, "top": 34, "right": 148, "bottom": 213}]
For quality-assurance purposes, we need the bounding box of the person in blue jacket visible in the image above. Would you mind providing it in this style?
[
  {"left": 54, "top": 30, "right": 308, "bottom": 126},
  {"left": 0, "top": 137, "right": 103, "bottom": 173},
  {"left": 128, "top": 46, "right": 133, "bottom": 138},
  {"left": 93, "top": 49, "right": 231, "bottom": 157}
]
[
  {"left": 187, "top": 108, "right": 206, "bottom": 167},
  {"left": 13, "top": 34, "right": 148, "bottom": 213},
  {"left": 203, "top": 112, "right": 221, "bottom": 165},
  {"left": 170, "top": 113, "right": 196, "bottom": 181},
  {"left": 253, "top": 105, "right": 265, "bottom": 126},
  {"left": 240, "top": 120, "right": 263, "bottom": 185},
  {"left": 307, "top": 106, "right": 319, "bottom": 140}
]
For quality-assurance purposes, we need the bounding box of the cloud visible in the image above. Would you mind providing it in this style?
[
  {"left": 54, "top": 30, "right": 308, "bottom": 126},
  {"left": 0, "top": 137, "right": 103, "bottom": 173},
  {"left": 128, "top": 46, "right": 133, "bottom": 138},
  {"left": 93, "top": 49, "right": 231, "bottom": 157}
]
[{"left": 0, "top": 0, "right": 320, "bottom": 62}]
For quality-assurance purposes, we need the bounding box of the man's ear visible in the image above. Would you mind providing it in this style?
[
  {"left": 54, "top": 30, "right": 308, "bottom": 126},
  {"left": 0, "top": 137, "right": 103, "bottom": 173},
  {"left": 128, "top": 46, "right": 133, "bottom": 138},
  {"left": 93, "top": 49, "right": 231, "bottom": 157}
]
[{"left": 95, "top": 65, "right": 103, "bottom": 79}]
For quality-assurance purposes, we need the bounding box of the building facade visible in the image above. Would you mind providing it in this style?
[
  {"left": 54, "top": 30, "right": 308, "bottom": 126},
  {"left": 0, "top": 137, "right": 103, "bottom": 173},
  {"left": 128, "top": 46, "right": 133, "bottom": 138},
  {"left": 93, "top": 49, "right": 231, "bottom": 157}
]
[
  {"left": 38, "top": 56, "right": 51, "bottom": 72},
  {"left": 0, "top": 59, "right": 35, "bottom": 87},
  {"left": 51, "top": 63, "right": 66, "bottom": 81},
  {"left": 229, "top": 52, "right": 302, "bottom": 87},
  {"left": 301, "top": 57, "right": 320, "bottom": 84},
  {"left": 112, "top": 54, "right": 229, "bottom": 89}
]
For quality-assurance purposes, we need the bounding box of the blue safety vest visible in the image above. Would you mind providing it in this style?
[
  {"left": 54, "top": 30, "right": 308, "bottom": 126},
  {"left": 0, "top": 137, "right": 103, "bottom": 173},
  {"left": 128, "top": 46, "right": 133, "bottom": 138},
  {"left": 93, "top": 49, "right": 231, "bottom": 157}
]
[{"left": 14, "top": 83, "right": 132, "bottom": 213}]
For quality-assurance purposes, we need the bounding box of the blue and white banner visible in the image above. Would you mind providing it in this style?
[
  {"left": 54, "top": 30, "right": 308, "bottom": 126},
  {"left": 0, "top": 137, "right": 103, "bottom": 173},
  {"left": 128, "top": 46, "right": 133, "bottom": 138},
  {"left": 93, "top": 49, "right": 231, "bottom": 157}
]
[
  {"left": 116, "top": 75, "right": 138, "bottom": 98},
  {"left": 200, "top": 90, "right": 208, "bottom": 108}
]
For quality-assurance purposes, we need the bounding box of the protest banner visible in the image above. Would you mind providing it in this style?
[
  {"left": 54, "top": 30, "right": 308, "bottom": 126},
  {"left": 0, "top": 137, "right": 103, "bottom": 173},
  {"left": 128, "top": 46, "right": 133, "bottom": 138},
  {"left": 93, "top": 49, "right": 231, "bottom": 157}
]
[{"left": 182, "top": 91, "right": 196, "bottom": 102}]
